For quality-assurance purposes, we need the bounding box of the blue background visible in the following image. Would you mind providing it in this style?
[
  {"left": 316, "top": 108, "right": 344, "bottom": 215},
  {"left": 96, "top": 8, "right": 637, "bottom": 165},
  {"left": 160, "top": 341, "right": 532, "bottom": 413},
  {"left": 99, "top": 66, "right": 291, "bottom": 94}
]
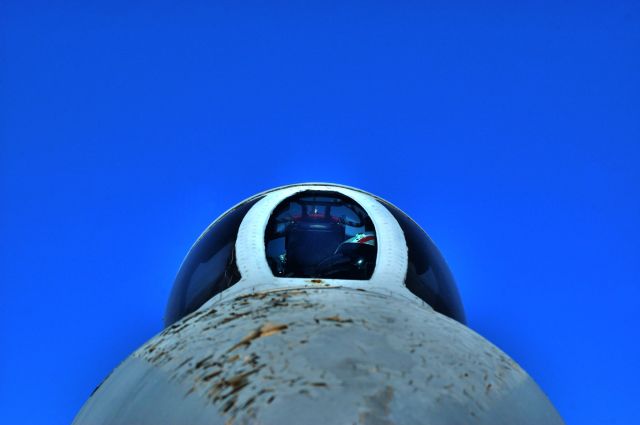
[{"left": 1, "top": 1, "right": 638, "bottom": 424}]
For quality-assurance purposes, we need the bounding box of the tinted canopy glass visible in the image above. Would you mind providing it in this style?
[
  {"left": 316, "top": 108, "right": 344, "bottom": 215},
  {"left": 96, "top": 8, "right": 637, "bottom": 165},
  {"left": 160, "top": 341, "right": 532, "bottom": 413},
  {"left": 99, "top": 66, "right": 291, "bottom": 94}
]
[
  {"left": 265, "top": 191, "right": 377, "bottom": 280},
  {"left": 378, "top": 199, "right": 466, "bottom": 324},
  {"left": 165, "top": 197, "right": 262, "bottom": 326}
]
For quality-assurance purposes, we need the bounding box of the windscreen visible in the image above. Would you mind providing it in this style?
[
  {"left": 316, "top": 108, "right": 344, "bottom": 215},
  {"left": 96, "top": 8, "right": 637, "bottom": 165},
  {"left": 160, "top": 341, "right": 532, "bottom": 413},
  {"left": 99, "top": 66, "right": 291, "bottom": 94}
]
[{"left": 265, "top": 191, "right": 377, "bottom": 280}]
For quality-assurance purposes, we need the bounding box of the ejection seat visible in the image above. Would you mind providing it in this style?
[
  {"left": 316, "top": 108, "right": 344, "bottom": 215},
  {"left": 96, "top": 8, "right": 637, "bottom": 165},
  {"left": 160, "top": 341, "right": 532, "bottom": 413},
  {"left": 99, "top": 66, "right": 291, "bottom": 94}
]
[{"left": 284, "top": 216, "right": 345, "bottom": 276}]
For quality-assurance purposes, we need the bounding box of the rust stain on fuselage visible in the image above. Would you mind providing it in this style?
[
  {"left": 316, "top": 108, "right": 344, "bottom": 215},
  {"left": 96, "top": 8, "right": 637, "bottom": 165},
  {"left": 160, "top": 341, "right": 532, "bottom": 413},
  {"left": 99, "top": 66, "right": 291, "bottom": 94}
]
[{"left": 228, "top": 323, "right": 289, "bottom": 352}]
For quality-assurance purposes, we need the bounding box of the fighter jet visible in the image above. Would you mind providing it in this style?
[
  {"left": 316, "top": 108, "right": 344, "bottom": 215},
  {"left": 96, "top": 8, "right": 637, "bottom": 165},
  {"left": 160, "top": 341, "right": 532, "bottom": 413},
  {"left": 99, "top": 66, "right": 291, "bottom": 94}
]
[{"left": 74, "top": 183, "right": 564, "bottom": 425}]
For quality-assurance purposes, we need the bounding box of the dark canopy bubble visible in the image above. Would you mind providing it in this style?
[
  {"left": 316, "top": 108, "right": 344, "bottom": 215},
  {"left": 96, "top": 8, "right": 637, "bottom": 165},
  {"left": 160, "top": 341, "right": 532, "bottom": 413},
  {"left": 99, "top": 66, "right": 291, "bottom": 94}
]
[
  {"left": 377, "top": 199, "right": 466, "bottom": 324},
  {"left": 164, "top": 196, "right": 263, "bottom": 326}
]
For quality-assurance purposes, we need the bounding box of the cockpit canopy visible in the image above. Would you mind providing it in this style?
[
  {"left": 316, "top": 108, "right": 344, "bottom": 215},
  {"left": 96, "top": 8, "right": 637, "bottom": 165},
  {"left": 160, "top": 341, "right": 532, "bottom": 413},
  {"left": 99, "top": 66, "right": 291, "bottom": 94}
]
[
  {"left": 164, "top": 184, "right": 466, "bottom": 328},
  {"left": 265, "top": 191, "right": 377, "bottom": 280}
]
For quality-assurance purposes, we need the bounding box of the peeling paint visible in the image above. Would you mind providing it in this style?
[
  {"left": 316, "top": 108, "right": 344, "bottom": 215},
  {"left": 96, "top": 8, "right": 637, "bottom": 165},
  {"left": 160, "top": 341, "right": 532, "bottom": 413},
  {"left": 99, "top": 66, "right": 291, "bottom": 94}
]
[
  {"left": 321, "top": 315, "right": 353, "bottom": 324},
  {"left": 360, "top": 386, "right": 394, "bottom": 425},
  {"left": 229, "top": 323, "right": 289, "bottom": 351}
]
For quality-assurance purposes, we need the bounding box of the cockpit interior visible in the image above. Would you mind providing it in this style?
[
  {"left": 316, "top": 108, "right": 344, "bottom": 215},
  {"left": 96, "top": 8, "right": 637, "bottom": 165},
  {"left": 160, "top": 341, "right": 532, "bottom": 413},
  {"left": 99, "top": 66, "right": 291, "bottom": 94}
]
[{"left": 265, "top": 191, "right": 377, "bottom": 280}]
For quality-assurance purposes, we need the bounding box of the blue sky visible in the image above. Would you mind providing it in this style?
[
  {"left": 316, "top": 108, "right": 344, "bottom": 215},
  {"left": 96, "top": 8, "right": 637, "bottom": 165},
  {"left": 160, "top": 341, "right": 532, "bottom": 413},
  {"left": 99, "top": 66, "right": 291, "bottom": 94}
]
[{"left": 1, "top": 1, "right": 638, "bottom": 424}]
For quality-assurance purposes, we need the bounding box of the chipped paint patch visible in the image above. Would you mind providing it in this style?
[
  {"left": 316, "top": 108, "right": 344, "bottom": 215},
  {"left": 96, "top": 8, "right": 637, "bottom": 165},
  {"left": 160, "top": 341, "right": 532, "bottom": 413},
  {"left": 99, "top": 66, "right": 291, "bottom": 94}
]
[
  {"left": 321, "top": 315, "right": 353, "bottom": 324},
  {"left": 360, "top": 386, "right": 394, "bottom": 425},
  {"left": 228, "top": 323, "right": 289, "bottom": 351}
]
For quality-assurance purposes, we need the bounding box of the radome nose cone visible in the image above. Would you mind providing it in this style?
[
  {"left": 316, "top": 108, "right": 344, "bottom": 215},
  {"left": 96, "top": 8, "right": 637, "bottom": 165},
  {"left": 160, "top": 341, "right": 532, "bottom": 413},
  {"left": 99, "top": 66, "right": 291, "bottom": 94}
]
[{"left": 75, "top": 287, "right": 563, "bottom": 425}]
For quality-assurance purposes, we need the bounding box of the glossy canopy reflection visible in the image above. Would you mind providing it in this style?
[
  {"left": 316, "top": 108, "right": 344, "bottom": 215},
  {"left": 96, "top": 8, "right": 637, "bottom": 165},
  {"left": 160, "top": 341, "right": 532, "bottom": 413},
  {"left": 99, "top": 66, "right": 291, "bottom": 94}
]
[
  {"left": 164, "top": 197, "right": 263, "bottom": 326},
  {"left": 377, "top": 199, "right": 466, "bottom": 324}
]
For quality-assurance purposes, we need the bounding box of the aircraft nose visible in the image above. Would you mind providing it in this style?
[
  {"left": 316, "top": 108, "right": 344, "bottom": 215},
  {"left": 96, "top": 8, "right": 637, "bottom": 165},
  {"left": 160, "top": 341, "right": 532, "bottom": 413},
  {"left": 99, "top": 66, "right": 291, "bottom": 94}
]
[{"left": 75, "top": 287, "right": 564, "bottom": 425}]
